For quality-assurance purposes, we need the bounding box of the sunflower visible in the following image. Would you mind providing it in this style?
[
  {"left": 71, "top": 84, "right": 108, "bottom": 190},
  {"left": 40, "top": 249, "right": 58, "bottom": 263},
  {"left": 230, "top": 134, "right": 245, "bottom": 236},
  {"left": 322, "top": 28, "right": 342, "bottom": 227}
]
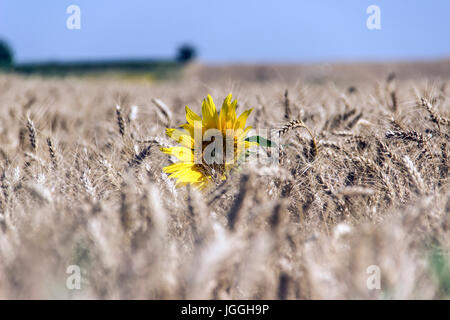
[{"left": 161, "top": 94, "right": 257, "bottom": 190}]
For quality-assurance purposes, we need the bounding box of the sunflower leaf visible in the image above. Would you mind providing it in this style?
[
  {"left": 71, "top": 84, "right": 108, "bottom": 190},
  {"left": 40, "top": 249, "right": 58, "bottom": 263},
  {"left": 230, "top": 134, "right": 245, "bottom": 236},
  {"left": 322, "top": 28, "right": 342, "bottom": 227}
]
[{"left": 245, "top": 135, "right": 277, "bottom": 147}]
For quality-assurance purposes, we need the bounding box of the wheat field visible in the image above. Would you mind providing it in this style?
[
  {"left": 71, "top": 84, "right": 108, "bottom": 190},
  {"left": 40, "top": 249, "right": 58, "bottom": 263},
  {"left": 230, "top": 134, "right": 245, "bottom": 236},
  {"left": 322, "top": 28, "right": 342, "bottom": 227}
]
[{"left": 0, "top": 65, "right": 448, "bottom": 299}]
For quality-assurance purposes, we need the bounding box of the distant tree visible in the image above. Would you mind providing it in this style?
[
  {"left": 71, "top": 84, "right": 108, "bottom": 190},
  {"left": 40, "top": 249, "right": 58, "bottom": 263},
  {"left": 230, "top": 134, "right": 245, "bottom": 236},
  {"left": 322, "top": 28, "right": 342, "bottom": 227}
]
[
  {"left": 176, "top": 44, "right": 196, "bottom": 63},
  {"left": 0, "top": 40, "right": 13, "bottom": 69}
]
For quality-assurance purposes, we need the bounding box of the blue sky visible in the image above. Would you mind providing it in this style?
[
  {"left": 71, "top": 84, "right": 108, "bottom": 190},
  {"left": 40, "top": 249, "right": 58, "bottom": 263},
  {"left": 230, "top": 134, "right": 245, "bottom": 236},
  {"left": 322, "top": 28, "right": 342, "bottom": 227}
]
[{"left": 1, "top": 0, "right": 449, "bottom": 63}]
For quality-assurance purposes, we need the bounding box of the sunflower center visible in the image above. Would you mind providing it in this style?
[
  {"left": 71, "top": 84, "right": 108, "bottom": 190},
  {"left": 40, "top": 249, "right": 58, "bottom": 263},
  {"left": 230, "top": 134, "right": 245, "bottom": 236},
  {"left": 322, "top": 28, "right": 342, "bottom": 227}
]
[{"left": 199, "top": 133, "right": 239, "bottom": 164}]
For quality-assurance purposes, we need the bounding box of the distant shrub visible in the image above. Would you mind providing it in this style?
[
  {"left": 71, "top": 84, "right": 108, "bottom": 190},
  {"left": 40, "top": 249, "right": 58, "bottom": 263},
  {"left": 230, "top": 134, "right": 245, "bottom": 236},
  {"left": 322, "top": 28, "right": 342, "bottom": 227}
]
[
  {"left": 0, "top": 40, "right": 13, "bottom": 69},
  {"left": 176, "top": 44, "right": 196, "bottom": 63}
]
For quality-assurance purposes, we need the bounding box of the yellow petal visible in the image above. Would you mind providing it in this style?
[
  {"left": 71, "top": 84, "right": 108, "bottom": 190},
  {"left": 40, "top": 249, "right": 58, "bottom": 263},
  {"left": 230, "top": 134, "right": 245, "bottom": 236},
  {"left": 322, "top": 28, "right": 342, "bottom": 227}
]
[
  {"left": 166, "top": 128, "right": 194, "bottom": 148},
  {"left": 237, "top": 126, "right": 253, "bottom": 141},
  {"left": 202, "top": 94, "right": 219, "bottom": 129},
  {"left": 163, "top": 162, "right": 195, "bottom": 174},
  {"left": 185, "top": 106, "right": 202, "bottom": 125},
  {"left": 245, "top": 140, "right": 259, "bottom": 148},
  {"left": 170, "top": 167, "right": 205, "bottom": 184},
  {"left": 235, "top": 108, "right": 253, "bottom": 130},
  {"left": 160, "top": 147, "right": 194, "bottom": 162},
  {"left": 180, "top": 123, "right": 194, "bottom": 137},
  {"left": 219, "top": 93, "right": 237, "bottom": 131},
  {"left": 218, "top": 97, "right": 229, "bottom": 131}
]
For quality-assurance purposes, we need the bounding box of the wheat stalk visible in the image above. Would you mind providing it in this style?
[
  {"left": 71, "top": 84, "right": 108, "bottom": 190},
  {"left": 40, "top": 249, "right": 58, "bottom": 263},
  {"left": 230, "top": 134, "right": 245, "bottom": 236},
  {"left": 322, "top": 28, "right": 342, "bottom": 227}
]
[
  {"left": 26, "top": 117, "right": 37, "bottom": 152},
  {"left": 115, "top": 105, "right": 127, "bottom": 137}
]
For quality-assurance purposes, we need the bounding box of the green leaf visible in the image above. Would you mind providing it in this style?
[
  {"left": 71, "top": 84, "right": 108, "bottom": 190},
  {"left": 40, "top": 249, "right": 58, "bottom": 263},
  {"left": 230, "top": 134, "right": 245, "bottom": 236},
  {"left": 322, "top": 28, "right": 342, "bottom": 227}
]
[
  {"left": 429, "top": 244, "right": 450, "bottom": 297},
  {"left": 245, "top": 135, "right": 277, "bottom": 147}
]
